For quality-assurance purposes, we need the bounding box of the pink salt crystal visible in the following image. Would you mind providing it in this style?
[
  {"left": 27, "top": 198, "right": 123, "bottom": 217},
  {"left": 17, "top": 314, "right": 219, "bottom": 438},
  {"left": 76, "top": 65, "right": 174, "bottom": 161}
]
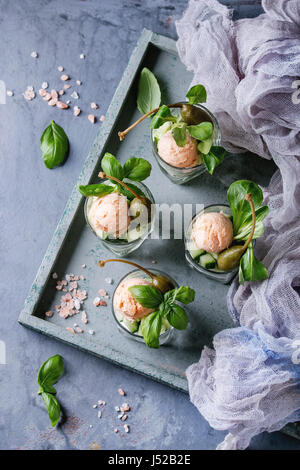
[
  {"left": 51, "top": 89, "right": 58, "bottom": 99},
  {"left": 99, "top": 300, "right": 107, "bottom": 306},
  {"left": 57, "top": 65, "right": 64, "bottom": 72},
  {"left": 93, "top": 297, "right": 101, "bottom": 307},
  {"left": 98, "top": 289, "right": 107, "bottom": 297},
  {"left": 56, "top": 101, "right": 69, "bottom": 109},
  {"left": 43, "top": 92, "right": 52, "bottom": 101},
  {"left": 39, "top": 89, "right": 47, "bottom": 97},
  {"left": 45, "top": 311, "right": 53, "bottom": 318},
  {"left": 88, "top": 114, "right": 96, "bottom": 124},
  {"left": 59, "top": 89, "right": 64, "bottom": 96},
  {"left": 64, "top": 84, "right": 71, "bottom": 90},
  {"left": 100, "top": 115, "right": 105, "bottom": 122},
  {"left": 81, "top": 311, "right": 88, "bottom": 324},
  {"left": 61, "top": 74, "right": 70, "bottom": 81},
  {"left": 75, "top": 326, "right": 83, "bottom": 333},
  {"left": 48, "top": 98, "right": 57, "bottom": 106},
  {"left": 73, "top": 106, "right": 81, "bottom": 116},
  {"left": 118, "top": 388, "right": 125, "bottom": 396},
  {"left": 66, "top": 327, "right": 75, "bottom": 334}
]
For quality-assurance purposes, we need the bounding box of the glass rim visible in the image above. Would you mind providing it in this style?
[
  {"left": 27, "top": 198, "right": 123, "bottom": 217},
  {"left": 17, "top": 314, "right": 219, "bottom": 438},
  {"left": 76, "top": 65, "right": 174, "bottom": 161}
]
[
  {"left": 84, "top": 178, "right": 156, "bottom": 246},
  {"left": 151, "top": 101, "right": 221, "bottom": 171},
  {"left": 112, "top": 268, "right": 178, "bottom": 339}
]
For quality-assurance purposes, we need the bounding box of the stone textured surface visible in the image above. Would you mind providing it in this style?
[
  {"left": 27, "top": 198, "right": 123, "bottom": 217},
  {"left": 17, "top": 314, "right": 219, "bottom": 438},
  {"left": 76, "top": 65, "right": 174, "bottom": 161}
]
[{"left": 0, "top": 0, "right": 299, "bottom": 450}]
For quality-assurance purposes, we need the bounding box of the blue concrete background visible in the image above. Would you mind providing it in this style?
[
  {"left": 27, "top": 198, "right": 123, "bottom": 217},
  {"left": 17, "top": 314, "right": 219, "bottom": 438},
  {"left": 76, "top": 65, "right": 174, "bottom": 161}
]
[{"left": 0, "top": 0, "right": 299, "bottom": 450}]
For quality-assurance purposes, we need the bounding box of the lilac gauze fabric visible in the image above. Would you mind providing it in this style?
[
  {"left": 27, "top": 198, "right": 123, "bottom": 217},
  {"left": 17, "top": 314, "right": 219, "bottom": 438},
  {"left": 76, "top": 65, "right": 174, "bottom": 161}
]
[{"left": 176, "top": 0, "right": 300, "bottom": 450}]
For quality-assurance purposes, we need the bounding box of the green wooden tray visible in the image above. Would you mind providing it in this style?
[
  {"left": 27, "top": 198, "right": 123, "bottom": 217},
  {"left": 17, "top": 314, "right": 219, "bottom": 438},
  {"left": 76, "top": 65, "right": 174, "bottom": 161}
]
[{"left": 18, "top": 29, "right": 299, "bottom": 441}]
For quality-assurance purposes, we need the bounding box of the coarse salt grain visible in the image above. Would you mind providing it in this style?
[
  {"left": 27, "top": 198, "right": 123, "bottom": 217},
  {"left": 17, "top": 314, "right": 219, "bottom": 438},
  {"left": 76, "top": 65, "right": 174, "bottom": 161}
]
[
  {"left": 89, "top": 330, "right": 95, "bottom": 335},
  {"left": 100, "top": 115, "right": 105, "bottom": 122},
  {"left": 93, "top": 297, "right": 101, "bottom": 307},
  {"left": 105, "top": 277, "right": 113, "bottom": 285},
  {"left": 61, "top": 74, "right": 70, "bottom": 81},
  {"left": 7, "top": 90, "right": 13, "bottom": 97},
  {"left": 80, "top": 53, "right": 85, "bottom": 59},
  {"left": 64, "top": 84, "right": 71, "bottom": 90},
  {"left": 48, "top": 98, "right": 57, "bottom": 106},
  {"left": 118, "top": 413, "right": 124, "bottom": 419},
  {"left": 82, "top": 264, "right": 86, "bottom": 268},
  {"left": 71, "top": 91, "right": 79, "bottom": 100},
  {"left": 114, "top": 428, "right": 118, "bottom": 433},
  {"left": 114, "top": 406, "right": 120, "bottom": 412},
  {"left": 56, "top": 101, "right": 69, "bottom": 109},
  {"left": 98, "top": 411, "right": 102, "bottom": 418},
  {"left": 24, "top": 89, "right": 35, "bottom": 101},
  {"left": 90, "top": 102, "right": 98, "bottom": 110},
  {"left": 57, "top": 66, "right": 64, "bottom": 72},
  {"left": 124, "top": 424, "right": 130, "bottom": 433},
  {"left": 66, "top": 327, "right": 75, "bottom": 334},
  {"left": 59, "top": 89, "right": 64, "bottom": 96},
  {"left": 81, "top": 311, "right": 88, "bottom": 324},
  {"left": 39, "top": 89, "right": 47, "bottom": 97},
  {"left": 51, "top": 89, "right": 58, "bottom": 99},
  {"left": 88, "top": 114, "right": 96, "bottom": 124},
  {"left": 98, "top": 289, "right": 107, "bottom": 297},
  {"left": 31, "top": 51, "right": 38, "bottom": 58},
  {"left": 93, "top": 404, "right": 97, "bottom": 409},
  {"left": 43, "top": 92, "right": 51, "bottom": 101},
  {"left": 121, "top": 415, "right": 127, "bottom": 421},
  {"left": 42, "top": 82, "right": 48, "bottom": 89},
  {"left": 118, "top": 388, "right": 125, "bottom": 396},
  {"left": 45, "top": 311, "right": 54, "bottom": 318},
  {"left": 73, "top": 106, "right": 81, "bottom": 116},
  {"left": 76, "top": 80, "right": 82, "bottom": 86}
]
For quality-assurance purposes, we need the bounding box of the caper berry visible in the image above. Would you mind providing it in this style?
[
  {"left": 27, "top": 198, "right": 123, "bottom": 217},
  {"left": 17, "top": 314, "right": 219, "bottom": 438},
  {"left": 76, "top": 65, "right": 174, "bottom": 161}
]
[
  {"left": 180, "top": 104, "right": 212, "bottom": 126},
  {"left": 217, "top": 245, "right": 245, "bottom": 271}
]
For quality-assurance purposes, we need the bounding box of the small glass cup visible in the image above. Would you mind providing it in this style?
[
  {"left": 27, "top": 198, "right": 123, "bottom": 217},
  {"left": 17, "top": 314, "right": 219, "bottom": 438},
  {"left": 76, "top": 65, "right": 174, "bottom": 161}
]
[
  {"left": 185, "top": 204, "right": 237, "bottom": 284},
  {"left": 151, "top": 102, "right": 221, "bottom": 184},
  {"left": 84, "top": 178, "right": 155, "bottom": 257},
  {"left": 112, "top": 269, "right": 178, "bottom": 346}
]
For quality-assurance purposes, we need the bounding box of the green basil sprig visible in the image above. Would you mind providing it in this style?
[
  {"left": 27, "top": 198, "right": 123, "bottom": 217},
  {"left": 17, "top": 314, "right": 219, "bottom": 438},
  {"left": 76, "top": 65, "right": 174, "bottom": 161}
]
[
  {"left": 186, "top": 84, "right": 207, "bottom": 104},
  {"left": 227, "top": 180, "right": 269, "bottom": 284},
  {"left": 40, "top": 120, "right": 69, "bottom": 169},
  {"left": 137, "top": 67, "right": 161, "bottom": 114},
  {"left": 37, "top": 354, "right": 64, "bottom": 427},
  {"left": 129, "top": 285, "right": 195, "bottom": 348},
  {"left": 78, "top": 153, "right": 151, "bottom": 198}
]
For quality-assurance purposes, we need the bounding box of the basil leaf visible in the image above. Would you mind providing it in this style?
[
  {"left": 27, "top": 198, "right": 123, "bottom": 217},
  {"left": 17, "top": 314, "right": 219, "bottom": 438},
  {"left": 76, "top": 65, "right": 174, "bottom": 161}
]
[
  {"left": 168, "top": 304, "right": 189, "bottom": 330},
  {"left": 101, "top": 153, "right": 124, "bottom": 180},
  {"left": 197, "top": 137, "right": 212, "bottom": 154},
  {"left": 141, "top": 311, "right": 162, "bottom": 348},
  {"left": 234, "top": 206, "right": 269, "bottom": 241},
  {"left": 186, "top": 84, "right": 207, "bottom": 104},
  {"left": 173, "top": 286, "right": 195, "bottom": 304},
  {"left": 203, "top": 146, "right": 227, "bottom": 175},
  {"left": 239, "top": 242, "right": 268, "bottom": 284},
  {"left": 37, "top": 354, "right": 64, "bottom": 394},
  {"left": 78, "top": 184, "right": 114, "bottom": 198},
  {"left": 150, "top": 105, "right": 176, "bottom": 129},
  {"left": 227, "top": 180, "right": 264, "bottom": 234},
  {"left": 172, "top": 125, "right": 187, "bottom": 147},
  {"left": 187, "top": 122, "right": 213, "bottom": 141},
  {"left": 41, "top": 392, "right": 61, "bottom": 427},
  {"left": 129, "top": 285, "right": 163, "bottom": 309},
  {"left": 137, "top": 67, "right": 161, "bottom": 114},
  {"left": 40, "top": 120, "right": 69, "bottom": 169},
  {"left": 117, "top": 183, "right": 145, "bottom": 201},
  {"left": 123, "top": 157, "right": 152, "bottom": 182}
]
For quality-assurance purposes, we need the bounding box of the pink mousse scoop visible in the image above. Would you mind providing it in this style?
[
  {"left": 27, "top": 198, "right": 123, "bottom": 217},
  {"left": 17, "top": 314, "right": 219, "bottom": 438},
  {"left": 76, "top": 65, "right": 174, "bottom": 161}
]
[
  {"left": 113, "top": 277, "right": 154, "bottom": 321},
  {"left": 192, "top": 212, "right": 233, "bottom": 253},
  {"left": 88, "top": 192, "right": 130, "bottom": 237},
  {"left": 157, "top": 130, "right": 199, "bottom": 168}
]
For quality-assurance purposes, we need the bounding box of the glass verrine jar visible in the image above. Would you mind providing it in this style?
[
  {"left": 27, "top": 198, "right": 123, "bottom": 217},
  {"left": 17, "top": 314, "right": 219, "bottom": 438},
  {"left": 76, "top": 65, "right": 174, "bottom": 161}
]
[
  {"left": 185, "top": 204, "right": 237, "bottom": 284},
  {"left": 151, "top": 102, "right": 221, "bottom": 185},
  {"left": 84, "top": 178, "right": 155, "bottom": 257},
  {"left": 112, "top": 269, "right": 178, "bottom": 346}
]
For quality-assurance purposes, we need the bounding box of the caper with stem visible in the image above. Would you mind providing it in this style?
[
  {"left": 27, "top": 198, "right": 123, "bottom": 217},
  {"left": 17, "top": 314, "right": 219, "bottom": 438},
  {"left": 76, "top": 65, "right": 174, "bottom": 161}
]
[
  {"left": 98, "top": 171, "right": 152, "bottom": 222},
  {"left": 217, "top": 194, "right": 256, "bottom": 271},
  {"left": 180, "top": 103, "right": 212, "bottom": 126},
  {"left": 98, "top": 259, "right": 175, "bottom": 294}
]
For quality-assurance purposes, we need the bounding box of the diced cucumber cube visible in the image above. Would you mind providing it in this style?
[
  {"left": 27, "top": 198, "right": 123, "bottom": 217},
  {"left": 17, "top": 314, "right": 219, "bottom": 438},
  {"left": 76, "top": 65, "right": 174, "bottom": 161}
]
[
  {"left": 188, "top": 241, "right": 205, "bottom": 259},
  {"left": 123, "top": 318, "right": 139, "bottom": 333},
  {"left": 199, "top": 253, "right": 217, "bottom": 270},
  {"left": 210, "top": 252, "right": 219, "bottom": 261}
]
